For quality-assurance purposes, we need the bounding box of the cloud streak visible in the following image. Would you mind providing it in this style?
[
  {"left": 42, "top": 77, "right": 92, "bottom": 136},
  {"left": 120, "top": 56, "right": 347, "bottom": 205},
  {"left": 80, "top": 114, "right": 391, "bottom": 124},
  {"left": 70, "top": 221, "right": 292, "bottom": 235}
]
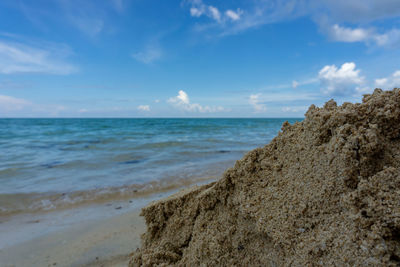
[
  {"left": 321, "top": 23, "right": 400, "bottom": 48},
  {"left": 0, "top": 95, "right": 31, "bottom": 111},
  {"left": 132, "top": 46, "right": 162, "bottom": 64},
  {"left": 186, "top": 0, "right": 400, "bottom": 47},
  {"left": 0, "top": 39, "right": 77, "bottom": 75},
  {"left": 10, "top": 0, "right": 127, "bottom": 37}
]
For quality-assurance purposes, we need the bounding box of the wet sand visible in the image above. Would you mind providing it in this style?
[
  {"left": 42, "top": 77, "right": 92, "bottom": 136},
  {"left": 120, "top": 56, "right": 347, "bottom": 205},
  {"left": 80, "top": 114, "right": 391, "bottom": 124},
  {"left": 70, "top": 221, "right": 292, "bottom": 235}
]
[
  {"left": 0, "top": 177, "right": 215, "bottom": 267},
  {"left": 0, "top": 207, "right": 145, "bottom": 267}
]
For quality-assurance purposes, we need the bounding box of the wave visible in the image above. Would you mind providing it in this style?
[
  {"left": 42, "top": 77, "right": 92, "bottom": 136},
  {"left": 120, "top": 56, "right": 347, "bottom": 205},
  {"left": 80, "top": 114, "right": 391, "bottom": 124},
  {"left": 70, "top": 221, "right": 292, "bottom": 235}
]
[{"left": 0, "top": 175, "right": 217, "bottom": 217}]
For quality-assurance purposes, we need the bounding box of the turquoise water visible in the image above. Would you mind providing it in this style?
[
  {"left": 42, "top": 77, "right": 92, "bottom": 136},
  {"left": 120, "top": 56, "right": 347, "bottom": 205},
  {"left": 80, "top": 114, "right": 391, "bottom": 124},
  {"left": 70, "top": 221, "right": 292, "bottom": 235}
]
[{"left": 0, "top": 118, "right": 301, "bottom": 215}]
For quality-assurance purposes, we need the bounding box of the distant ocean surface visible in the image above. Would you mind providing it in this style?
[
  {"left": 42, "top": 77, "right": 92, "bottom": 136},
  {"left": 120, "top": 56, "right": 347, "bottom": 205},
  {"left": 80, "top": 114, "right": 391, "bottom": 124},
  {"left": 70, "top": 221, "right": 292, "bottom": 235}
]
[{"left": 0, "top": 118, "right": 301, "bottom": 216}]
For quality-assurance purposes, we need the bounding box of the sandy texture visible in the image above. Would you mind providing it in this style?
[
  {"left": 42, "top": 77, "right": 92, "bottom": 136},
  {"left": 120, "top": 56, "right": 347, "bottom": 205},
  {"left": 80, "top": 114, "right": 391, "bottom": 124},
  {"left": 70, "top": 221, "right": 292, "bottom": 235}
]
[
  {"left": 130, "top": 88, "right": 400, "bottom": 266},
  {"left": 1, "top": 210, "right": 145, "bottom": 267}
]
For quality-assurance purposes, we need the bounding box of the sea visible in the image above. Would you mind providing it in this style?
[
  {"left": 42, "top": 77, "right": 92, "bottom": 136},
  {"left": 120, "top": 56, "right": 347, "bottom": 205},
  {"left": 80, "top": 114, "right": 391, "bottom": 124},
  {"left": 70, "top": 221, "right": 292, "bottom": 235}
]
[{"left": 0, "top": 118, "right": 301, "bottom": 217}]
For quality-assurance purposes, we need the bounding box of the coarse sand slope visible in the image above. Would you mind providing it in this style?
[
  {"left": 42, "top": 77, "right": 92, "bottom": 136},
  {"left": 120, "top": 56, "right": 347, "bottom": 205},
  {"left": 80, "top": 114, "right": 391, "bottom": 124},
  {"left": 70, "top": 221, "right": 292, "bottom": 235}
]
[{"left": 130, "top": 88, "right": 400, "bottom": 266}]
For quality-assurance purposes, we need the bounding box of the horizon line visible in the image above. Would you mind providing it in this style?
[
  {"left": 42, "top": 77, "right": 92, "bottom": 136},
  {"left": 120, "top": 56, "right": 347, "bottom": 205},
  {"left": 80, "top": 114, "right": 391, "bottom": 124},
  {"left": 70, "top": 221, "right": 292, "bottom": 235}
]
[{"left": 0, "top": 117, "right": 305, "bottom": 119}]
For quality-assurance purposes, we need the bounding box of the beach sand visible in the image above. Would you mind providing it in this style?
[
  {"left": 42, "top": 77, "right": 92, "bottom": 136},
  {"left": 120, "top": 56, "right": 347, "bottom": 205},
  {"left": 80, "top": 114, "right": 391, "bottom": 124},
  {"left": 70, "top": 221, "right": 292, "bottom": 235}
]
[
  {"left": 0, "top": 206, "right": 145, "bottom": 267},
  {"left": 131, "top": 88, "right": 400, "bottom": 266}
]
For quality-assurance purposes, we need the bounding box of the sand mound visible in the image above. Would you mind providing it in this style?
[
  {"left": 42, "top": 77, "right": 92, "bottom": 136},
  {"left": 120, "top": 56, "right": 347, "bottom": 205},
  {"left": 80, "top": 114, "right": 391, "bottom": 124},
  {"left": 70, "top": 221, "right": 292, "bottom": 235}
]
[{"left": 130, "top": 88, "right": 400, "bottom": 266}]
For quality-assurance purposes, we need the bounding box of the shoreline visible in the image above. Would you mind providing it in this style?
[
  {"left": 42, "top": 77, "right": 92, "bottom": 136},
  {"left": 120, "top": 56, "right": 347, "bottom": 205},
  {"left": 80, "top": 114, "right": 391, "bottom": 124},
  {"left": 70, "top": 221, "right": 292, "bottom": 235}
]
[
  {"left": 0, "top": 175, "right": 219, "bottom": 218},
  {"left": 0, "top": 178, "right": 217, "bottom": 267}
]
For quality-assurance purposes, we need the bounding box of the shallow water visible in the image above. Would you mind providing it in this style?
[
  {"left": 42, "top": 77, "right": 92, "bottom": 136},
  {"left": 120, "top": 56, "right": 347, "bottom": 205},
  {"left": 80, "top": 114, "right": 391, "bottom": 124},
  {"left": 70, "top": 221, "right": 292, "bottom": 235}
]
[{"left": 0, "top": 118, "right": 301, "bottom": 215}]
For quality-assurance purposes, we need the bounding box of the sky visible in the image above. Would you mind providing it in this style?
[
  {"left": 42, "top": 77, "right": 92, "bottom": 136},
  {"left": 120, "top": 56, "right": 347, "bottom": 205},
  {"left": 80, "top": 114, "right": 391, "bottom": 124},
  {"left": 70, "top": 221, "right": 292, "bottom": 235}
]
[{"left": 0, "top": 0, "right": 399, "bottom": 118}]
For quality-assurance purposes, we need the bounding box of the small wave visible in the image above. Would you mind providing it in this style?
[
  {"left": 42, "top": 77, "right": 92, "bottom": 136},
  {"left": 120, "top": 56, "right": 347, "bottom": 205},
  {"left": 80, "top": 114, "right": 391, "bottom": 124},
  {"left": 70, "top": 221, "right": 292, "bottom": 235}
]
[
  {"left": 40, "top": 161, "right": 64, "bottom": 169},
  {"left": 119, "top": 160, "right": 142, "bottom": 165},
  {"left": 136, "top": 141, "right": 185, "bottom": 149},
  {"left": 0, "top": 175, "right": 217, "bottom": 217}
]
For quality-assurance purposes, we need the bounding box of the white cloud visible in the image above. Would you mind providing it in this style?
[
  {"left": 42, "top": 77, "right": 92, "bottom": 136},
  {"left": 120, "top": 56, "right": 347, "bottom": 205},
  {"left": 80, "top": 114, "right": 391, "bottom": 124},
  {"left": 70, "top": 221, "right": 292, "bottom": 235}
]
[
  {"left": 249, "top": 94, "right": 267, "bottom": 113},
  {"left": 208, "top": 6, "right": 221, "bottom": 22},
  {"left": 189, "top": 0, "right": 205, "bottom": 17},
  {"left": 292, "top": 80, "right": 299, "bottom": 88},
  {"left": 0, "top": 40, "right": 77, "bottom": 75},
  {"left": 154, "top": 99, "right": 160, "bottom": 103},
  {"left": 188, "top": 0, "right": 240, "bottom": 23},
  {"left": 319, "top": 62, "right": 365, "bottom": 95},
  {"left": 328, "top": 24, "right": 370, "bottom": 42},
  {"left": 137, "top": 105, "right": 150, "bottom": 111},
  {"left": 311, "top": 3, "right": 400, "bottom": 47},
  {"left": 323, "top": 23, "right": 400, "bottom": 47},
  {"left": 187, "top": 0, "right": 400, "bottom": 47},
  {"left": 132, "top": 46, "right": 162, "bottom": 64},
  {"left": 168, "top": 90, "right": 225, "bottom": 113},
  {"left": 0, "top": 95, "right": 31, "bottom": 112},
  {"left": 226, "top": 9, "right": 243, "bottom": 21},
  {"left": 176, "top": 90, "right": 190, "bottom": 104},
  {"left": 190, "top": 7, "right": 204, "bottom": 17},
  {"left": 375, "top": 78, "right": 388, "bottom": 87},
  {"left": 374, "top": 70, "right": 400, "bottom": 89},
  {"left": 373, "top": 28, "right": 400, "bottom": 47}
]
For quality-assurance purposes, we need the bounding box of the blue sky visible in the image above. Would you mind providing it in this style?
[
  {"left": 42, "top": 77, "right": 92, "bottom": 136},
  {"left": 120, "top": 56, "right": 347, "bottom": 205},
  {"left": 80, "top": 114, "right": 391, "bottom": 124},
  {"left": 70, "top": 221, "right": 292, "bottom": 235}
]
[{"left": 0, "top": 0, "right": 399, "bottom": 117}]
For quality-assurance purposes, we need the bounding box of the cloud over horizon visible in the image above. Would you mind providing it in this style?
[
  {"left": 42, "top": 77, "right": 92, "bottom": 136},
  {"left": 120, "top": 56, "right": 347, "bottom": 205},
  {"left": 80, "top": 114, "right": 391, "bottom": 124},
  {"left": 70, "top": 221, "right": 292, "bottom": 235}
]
[
  {"left": 375, "top": 70, "right": 400, "bottom": 89},
  {"left": 137, "top": 105, "right": 150, "bottom": 111},
  {"left": 319, "top": 62, "right": 366, "bottom": 96},
  {"left": 0, "top": 94, "right": 31, "bottom": 112},
  {"left": 168, "top": 90, "right": 225, "bottom": 113},
  {"left": 249, "top": 94, "right": 267, "bottom": 113}
]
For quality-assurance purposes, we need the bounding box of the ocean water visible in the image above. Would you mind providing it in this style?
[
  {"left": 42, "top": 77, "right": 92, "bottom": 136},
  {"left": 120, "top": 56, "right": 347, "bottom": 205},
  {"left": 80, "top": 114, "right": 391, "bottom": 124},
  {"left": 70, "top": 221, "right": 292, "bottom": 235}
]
[{"left": 0, "top": 118, "right": 301, "bottom": 216}]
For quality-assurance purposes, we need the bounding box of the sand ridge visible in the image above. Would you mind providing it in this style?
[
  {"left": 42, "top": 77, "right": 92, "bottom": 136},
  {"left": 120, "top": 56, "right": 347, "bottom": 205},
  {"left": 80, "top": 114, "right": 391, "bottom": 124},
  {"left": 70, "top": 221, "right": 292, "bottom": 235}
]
[{"left": 130, "top": 88, "right": 400, "bottom": 266}]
